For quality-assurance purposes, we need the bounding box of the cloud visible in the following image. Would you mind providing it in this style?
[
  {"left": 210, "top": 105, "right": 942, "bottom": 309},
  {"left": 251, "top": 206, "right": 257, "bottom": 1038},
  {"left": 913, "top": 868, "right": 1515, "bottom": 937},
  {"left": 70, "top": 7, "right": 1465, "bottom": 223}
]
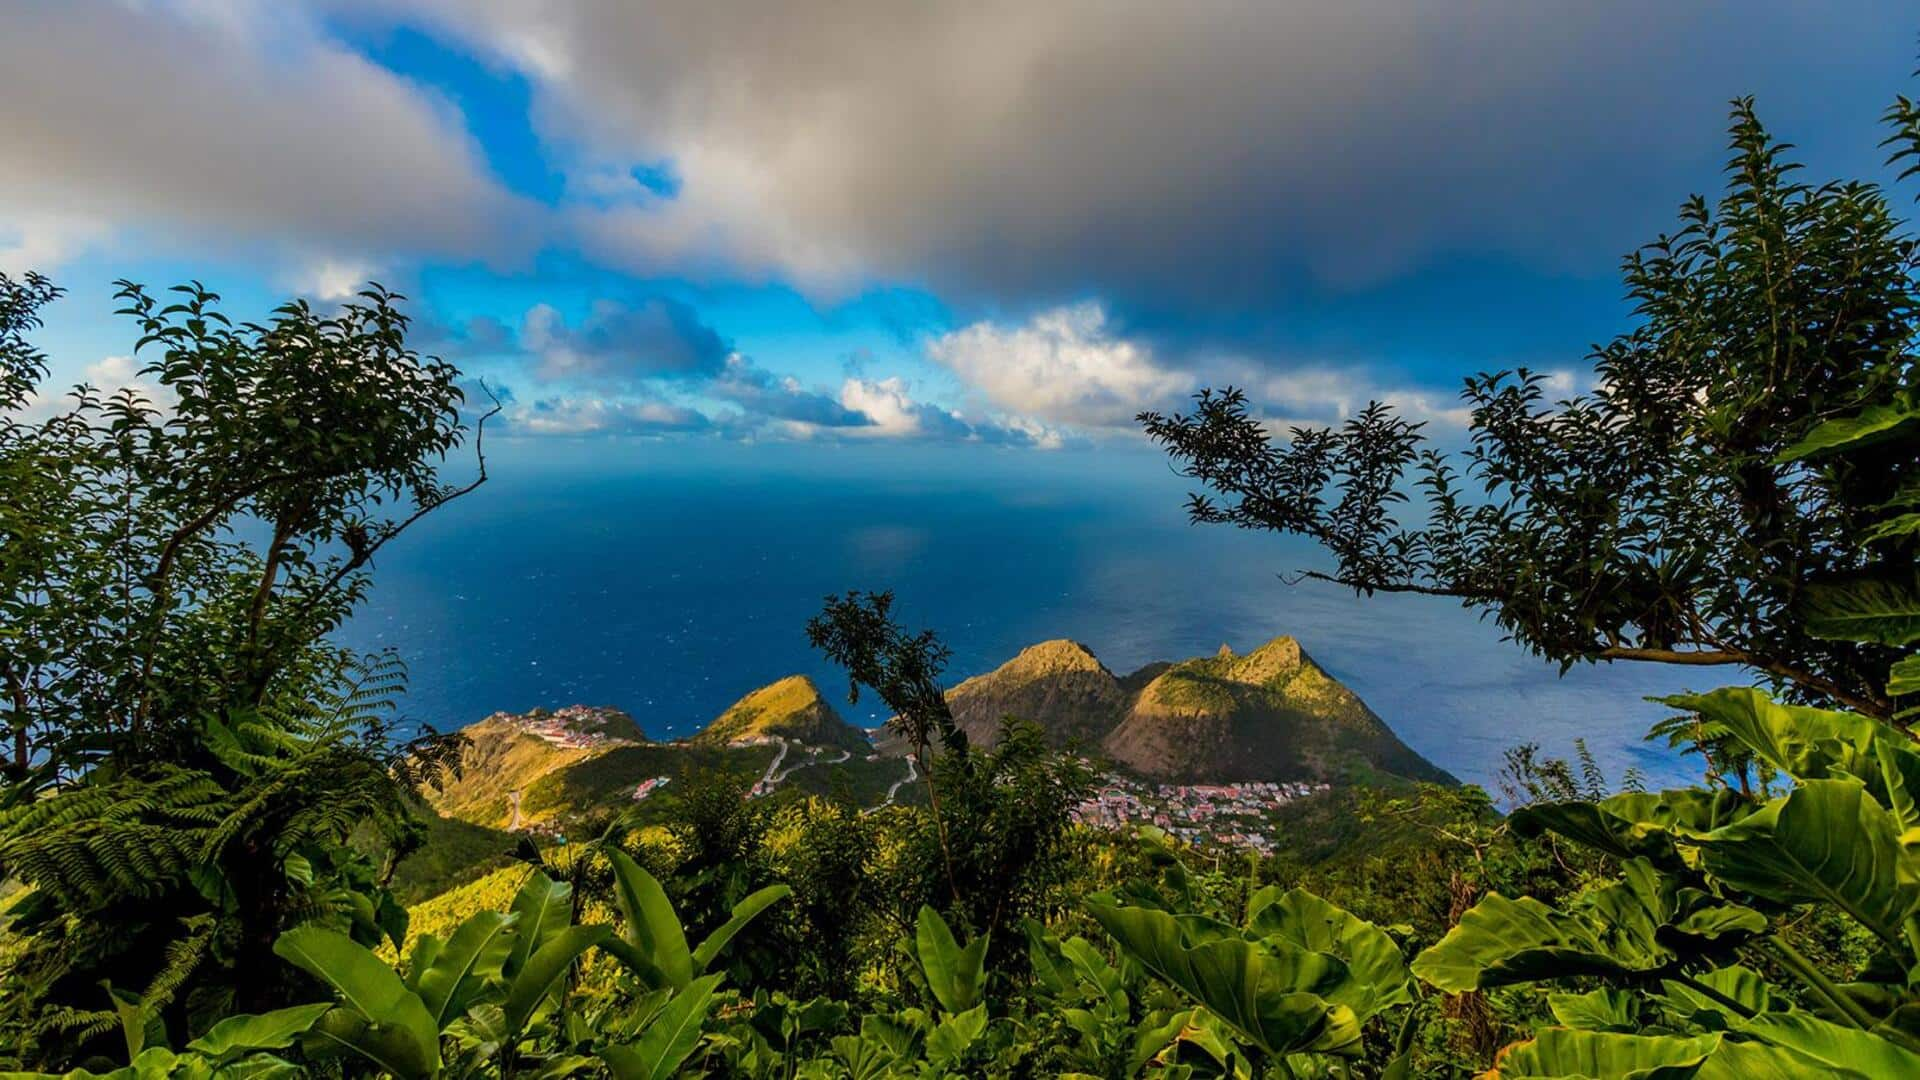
[
  {"left": 521, "top": 298, "right": 731, "bottom": 384},
  {"left": 926, "top": 302, "right": 1189, "bottom": 428},
  {"left": 834, "top": 376, "right": 1063, "bottom": 448},
  {"left": 508, "top": 395, "right": 712, "bottom": 436},
  {"left": 709, "top": 356, "right": 871, "bottom": 428},
  {"left": 368, "top": 1, "right": 1899, "bottom": 306},
  {"left": 0, "top": 3, "right": 531, "bottom": 272}
]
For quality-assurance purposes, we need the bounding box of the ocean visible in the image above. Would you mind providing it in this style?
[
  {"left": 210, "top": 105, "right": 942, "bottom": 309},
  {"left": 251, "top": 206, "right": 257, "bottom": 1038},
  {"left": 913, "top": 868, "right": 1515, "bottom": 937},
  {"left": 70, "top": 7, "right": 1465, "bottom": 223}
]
[{"left": 337, "top": 438, "right": 1707, "bottom": 791}]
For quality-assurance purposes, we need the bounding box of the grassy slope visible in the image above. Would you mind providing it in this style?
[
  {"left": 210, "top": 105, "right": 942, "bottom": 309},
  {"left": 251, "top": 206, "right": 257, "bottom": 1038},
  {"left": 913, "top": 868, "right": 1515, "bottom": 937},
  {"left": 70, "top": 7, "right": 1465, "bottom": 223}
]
[
  {"left": 388, "top": 811, "right": 521, "bottom": 905},
  {"left": 519, "top": 742, "right": 779, "bottom": 823},
  {"left": 693, "top": 676, "right": 871, "bottom": 753}
]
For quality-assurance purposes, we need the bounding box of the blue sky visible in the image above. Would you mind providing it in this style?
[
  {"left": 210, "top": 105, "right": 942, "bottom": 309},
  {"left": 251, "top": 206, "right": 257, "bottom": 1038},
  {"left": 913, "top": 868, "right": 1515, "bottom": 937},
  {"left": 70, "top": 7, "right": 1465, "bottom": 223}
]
[{"left": 4, "top": 1, "right": 1916, "bottom": 456}]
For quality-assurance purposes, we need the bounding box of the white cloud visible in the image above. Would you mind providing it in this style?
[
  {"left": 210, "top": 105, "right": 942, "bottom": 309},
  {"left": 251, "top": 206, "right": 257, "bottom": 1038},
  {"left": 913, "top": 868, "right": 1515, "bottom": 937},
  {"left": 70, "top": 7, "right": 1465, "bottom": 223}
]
[
  {"left": 509, "top": 395, "right": 711, "bottom": 436},
  {"left": 833, "top": 375, "right": 1063, "bottom": 447},
  {"left": 1239, "top": 366, "right": 1473, "bottom": 432},
  {"left": 0, "top": 213, "right": 108, "bottom": 277},
  {"left": 296, "top": 259, "right": 385, "bottom": 302},
  {"left": 926, "top": 302, "right": 1189, "bottom": 428},
  {"left": 0, "top": 2, "right": 531, "bottom": 273}
]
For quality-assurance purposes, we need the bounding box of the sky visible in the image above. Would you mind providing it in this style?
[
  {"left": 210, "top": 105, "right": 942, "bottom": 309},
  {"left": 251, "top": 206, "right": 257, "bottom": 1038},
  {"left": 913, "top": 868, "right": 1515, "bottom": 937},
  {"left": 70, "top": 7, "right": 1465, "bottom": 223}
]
[{"left": 2, "top": 1, "right": 1917, "bottom": 455}]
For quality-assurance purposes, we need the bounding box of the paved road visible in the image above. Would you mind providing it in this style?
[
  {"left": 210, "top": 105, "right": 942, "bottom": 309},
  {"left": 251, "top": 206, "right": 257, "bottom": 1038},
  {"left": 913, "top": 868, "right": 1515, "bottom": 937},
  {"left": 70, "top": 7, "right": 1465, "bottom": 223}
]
[
  {"left": 871, "top": 755, "right": 918, "bottom": 812},
  {"left": 773, "top": 746, "right": 851, "bottom": 784},
  {"left": 756, "top": 738, "right": 791, "bottom": 790}
]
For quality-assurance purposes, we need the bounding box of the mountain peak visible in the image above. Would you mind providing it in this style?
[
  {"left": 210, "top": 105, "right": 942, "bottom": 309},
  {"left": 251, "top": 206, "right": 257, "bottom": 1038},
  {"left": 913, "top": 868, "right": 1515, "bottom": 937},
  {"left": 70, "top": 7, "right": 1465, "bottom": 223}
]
[
  {"left": 695, "top": 674, "right": 870, "bottom": 752},
  {"left": 945, "top": 639, "right": 1126, "bottom": 747},
  {"left": 1002, "top": 638, "right": 1109, "bottom": 676},
  {"left": 1227, "top": 635, "right": 1303, "bottom": 685}
]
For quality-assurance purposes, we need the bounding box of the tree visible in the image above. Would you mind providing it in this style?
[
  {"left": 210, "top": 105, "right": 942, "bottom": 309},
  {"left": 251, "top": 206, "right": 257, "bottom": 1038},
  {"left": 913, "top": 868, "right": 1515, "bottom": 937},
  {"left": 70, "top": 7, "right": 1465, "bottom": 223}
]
[
  {"left": 1141, "top": 95, "right": 1920, "bottom": 722},
  {"left": 807, "top": 591, "right": 971, "bottom": 900},
  {"left": 0, "top": 274, "right": 492, "bottom": 1066}
]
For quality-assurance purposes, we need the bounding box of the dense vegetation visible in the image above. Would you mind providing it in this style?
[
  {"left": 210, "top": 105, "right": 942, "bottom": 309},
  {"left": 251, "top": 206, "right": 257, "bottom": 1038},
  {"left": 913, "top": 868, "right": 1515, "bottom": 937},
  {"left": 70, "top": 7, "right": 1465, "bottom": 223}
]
[{"left": 1, "top": 75, "right": 1918, "bottom": 1079}]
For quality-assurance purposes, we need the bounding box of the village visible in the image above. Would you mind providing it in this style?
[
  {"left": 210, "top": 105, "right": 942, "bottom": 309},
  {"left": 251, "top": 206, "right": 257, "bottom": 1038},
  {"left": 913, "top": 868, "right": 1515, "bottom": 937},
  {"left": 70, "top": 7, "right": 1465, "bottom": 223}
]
[{"left": 1071, "top": 775, "right": 1331, "bottom": 854}]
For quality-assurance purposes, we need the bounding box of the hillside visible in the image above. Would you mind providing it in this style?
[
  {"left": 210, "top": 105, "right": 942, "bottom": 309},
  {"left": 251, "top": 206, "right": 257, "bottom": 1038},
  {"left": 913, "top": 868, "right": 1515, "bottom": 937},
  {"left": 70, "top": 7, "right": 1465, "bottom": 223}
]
[
  {"left": 917, "top": 634, "right": 1449, "bottom": 786},
  {"left": 422, "top": 705, "right": 643, "bottom": 829},
  {"left": 945, "top": 639, "right": 1130, "bottom": 748},
  {"left": 692, "top": 674, "right": 871, "bottom": 753},
  {"left": 1104, "top": 637, "right": 1452, "bottom": 784}
]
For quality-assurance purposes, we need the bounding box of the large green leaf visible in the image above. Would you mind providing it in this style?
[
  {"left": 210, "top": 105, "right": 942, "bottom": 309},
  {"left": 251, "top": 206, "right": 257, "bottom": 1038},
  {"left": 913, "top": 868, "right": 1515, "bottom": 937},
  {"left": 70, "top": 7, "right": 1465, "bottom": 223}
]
[
  {"left": 914, "top": 905, "right": 989, "bottom": 1014},
  {"left": 1733, "top": 1011, "right": 1920, "bottom": 1076},
  {"left": 1411, "top": 861, "right": 1761, "bottom": 994},
  {"left": 924, "top": 1004, "right": 989, "bottom": 1067},
  {"left": 1547, "top": 989, "right": 1639, "bottom": 1032},
  {"left": 1490, "top": 1029, "right": 1719, "bottom": 1078},
  {"left": 506, "top": 871, "right": 574, "bottom": 977},
  {"left": 272, "top": 927, "right": 440, "bottom": 1079},
  {"left": 1893, "top": 655, "right": 1920, "bottom": 699},
  {"left": 606, "top": 849, "right": 694, "bottom": 989},
  {"left": 690, "top": 883, "right": 790, "bottom": 975},
  {"left": 184, "top": 1004, "right": 332, "bottom": 1059},
  {"left": 1513, "top": 788, "right": 1753, "bottom": 867},
  {"left": 415, "top": 910, "right": 517, "bottom": 1027},
  {"left": 1088, "top": 901, "right": 1356, "bottom": 1057},
  {"left": 1246, "top": 887, "right": 1412, "bottom": 1017},
  {"left": 599, "top": 974, "right": 721, "bottom": 1080},
  {"left": 1776, "top": 401, "right": 1920, "bottom": 462},
  {"left": 502, "top": 924, "right": 611, "bottom": 1037},
  {"left": 1693, "top": 779, "right": 1920, "bottom": 945},
  {"left": 1662, "top": 688, "right": 1882, "bottom": 784},
  {"left": 1800, "top": 569, "right": 1920, "bottom": 647}
]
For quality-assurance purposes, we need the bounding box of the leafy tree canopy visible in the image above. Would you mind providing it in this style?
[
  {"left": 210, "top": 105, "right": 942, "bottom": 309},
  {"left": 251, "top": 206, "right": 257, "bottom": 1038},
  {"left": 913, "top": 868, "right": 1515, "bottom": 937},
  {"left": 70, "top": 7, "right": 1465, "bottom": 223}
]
[{"left": 1143, "top": 97, "right": 1920, "bottom": 721}]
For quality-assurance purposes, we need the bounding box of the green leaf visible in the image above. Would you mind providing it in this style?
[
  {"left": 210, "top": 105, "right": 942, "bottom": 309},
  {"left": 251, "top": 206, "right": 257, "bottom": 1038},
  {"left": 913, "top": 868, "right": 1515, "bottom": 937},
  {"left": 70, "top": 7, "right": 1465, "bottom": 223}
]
[
  {"left": 1491, "top": 1029, "right": 1719, "bottom": 1078},
  {"left": 599, "top": 974, "right": 721, "bottom": 1080},
  {"left": 1245, "top": 887, "right": 1412, "bottom": 1018},
  {"left": 1890, "top": 655, "right": 1920, "bottom": 699},
  {"left": 606, "top": 850, "right": 693, "bottom": 990},
  {"left": 913, "top": 906, "right": 989, "bottom": 1014},
  {"left": 691, "top": 884, "right": 790, "bottom": 975},
  {"left": 1733, "top": 1011, "right": 1920, "bottom": 1075},
  {"left": 1410, "top": 861, "right": 1762, "bottom": 994},
  {"left": 184, "top": 1003, "right": 332, "bottom": 1059},
  {"left": 1512, "top": 788, "right": 1750, "bottom": 867},
  {"left": 1661, "top": 687, "right": 1881, "bottom": 784},
  {"left": 1652, "top": 966, "right": 1771, "bottom": 1030},
  {"left": 1547, "top": 988, "right": 1639, "bottom": 1032},
  {"left": 506, "top": 871, "right": 573, "bottom": 977},
  {"left": 1088, "top": 901, "right": 1355, "bottom": 1057},
  {"left": 502, "top": 924, "right": 611, "bottom": 1037},
  {"left": 1777, "top": 401, "right": 1920, "bottom": 462},
  {"left": 415, "top": 910, "right": 517, "bottom": 1027},
  {"left": 1800, "top": 569, "right": 1920, "bottom": 647},
  {"left": 1693, "top": 779, "right": 1920, "bottom": 945},
  {"left": 302, "top": 1008, "right": 439, "bottom": 1080},
  {"left": 924, "top": 1004, "right": 988, "bottom": 1066},
  {"left": 272, "top": 927, "right": 439, "bottom": 1079},
  {"left": 1862, "top": 513, "right": 1920, "bottom": 543}
]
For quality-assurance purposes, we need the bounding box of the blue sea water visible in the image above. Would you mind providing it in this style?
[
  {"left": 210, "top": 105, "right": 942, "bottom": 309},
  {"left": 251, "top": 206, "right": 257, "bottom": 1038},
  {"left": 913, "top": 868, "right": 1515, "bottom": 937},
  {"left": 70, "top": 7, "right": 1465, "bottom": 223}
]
[{"left": 337, "top": 439, "right": 1708, "bottom": 791}]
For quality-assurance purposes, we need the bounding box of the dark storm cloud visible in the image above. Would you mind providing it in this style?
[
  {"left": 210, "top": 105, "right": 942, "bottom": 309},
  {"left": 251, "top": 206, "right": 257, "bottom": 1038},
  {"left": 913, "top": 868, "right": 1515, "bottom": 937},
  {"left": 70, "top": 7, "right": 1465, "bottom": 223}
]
[{"left": 376, "top": 0, "right": 1913, "bottom": 311}]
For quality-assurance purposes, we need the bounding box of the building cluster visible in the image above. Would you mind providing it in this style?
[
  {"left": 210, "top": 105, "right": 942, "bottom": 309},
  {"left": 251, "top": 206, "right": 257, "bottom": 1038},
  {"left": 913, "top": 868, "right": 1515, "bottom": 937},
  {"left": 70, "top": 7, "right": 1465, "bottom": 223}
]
[
  {"left": 630, "top": 776, "right": 671, "bottom": 801},
  {"left": 1070, "top": 777, "right": 1332, "bottom": 853},
  {"left": 492, "top": 705, "right": 635, "bottom": 750}
]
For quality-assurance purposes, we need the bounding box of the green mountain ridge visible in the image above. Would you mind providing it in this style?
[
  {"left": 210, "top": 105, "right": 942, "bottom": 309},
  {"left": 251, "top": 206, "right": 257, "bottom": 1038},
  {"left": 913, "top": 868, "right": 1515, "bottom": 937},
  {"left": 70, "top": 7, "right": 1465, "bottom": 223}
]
[
  {"left": 928, "top": 634, "right": 1453, "bottom": 785},
  {"left": 691, "top": 674, "right": 872, "bottom": 753},
  {"left": 422, "top": 635, "right": 1450, "bottom": 838}
]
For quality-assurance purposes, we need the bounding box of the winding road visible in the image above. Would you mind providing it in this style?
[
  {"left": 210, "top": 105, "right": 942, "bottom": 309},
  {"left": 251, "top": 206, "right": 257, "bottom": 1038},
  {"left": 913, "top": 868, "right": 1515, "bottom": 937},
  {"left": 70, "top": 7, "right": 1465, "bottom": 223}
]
[{"left": 869, "top": 755, "right": 918, "bottom": 813}]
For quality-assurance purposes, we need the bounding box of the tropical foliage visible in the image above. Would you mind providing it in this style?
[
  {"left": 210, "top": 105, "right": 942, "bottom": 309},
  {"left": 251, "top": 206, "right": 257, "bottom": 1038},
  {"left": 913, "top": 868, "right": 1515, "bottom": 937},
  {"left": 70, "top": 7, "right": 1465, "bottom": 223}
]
[{"left": 4, "top": 48, "right": 1920, "bottom": 1080}]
